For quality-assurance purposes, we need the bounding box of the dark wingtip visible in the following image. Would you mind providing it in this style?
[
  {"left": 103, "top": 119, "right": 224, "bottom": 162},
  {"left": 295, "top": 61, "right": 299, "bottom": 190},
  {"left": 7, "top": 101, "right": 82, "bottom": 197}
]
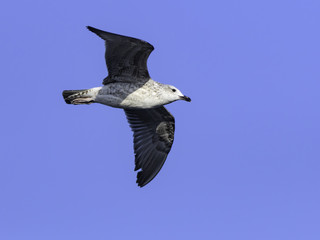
[
  {"left": 86, "top": 26, "right": 109, "bottom": 40},
  {"left": 137, "top": 181, "right": 146, "bottom": 188},
  {"left": 87, "top": 26, "right": 100, "bottom": 35},
  {"left": 136, "top": 171, "right": 148, "bottom": 188},
  {"left": 86, "top": 26, "right": 95, "bottom": 32}
]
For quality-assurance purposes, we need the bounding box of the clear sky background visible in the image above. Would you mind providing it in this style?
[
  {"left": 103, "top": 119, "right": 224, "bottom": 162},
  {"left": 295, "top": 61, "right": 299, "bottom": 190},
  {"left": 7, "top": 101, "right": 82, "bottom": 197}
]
[{"left": 1, "top": 0, "right": 320, "bottom": 239}]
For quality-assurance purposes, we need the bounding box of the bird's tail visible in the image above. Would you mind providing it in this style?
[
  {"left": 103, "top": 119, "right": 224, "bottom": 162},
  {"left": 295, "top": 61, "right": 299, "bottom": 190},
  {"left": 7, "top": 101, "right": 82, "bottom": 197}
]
[{"left": 62, "top": 88, "right": 100, "bottom": 105}]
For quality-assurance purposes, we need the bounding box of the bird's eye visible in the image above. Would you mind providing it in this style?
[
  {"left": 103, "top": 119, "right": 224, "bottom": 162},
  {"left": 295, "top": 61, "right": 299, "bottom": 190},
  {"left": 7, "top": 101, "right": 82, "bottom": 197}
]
[{"left": 172, "top": 89, "right": 176, "bottom": 92}]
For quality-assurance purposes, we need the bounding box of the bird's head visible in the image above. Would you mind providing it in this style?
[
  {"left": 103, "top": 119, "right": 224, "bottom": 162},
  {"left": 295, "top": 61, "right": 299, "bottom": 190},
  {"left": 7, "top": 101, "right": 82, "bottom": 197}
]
[{"left": 163, "top": 85, "right": 191, "bottom": 103}]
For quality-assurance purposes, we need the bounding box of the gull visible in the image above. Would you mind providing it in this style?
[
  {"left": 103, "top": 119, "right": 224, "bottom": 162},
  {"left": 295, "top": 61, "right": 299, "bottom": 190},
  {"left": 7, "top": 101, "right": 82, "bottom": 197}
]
[{"left": 62, "top": 26, "right": 191, "bottom": 187}]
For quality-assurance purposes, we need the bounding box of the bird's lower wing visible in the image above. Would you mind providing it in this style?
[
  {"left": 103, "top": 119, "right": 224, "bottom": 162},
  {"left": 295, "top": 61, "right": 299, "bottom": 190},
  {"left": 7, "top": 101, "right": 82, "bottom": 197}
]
[{"left": 124, "top": 106, "right": 175, "bottom": 187}]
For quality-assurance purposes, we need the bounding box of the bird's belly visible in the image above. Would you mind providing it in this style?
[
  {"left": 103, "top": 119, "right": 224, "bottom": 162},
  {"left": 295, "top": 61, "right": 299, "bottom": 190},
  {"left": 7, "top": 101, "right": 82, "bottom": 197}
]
[
  {"left": 95, "top": 95, "right": 163, "bottom": 109},
  {"left": 120, "top": 95, "right": 163, "bottom": 109},
  {"left": 94, "top": 85, "right": 165, "bottom": 109},
  {"left": 94, "top": 94, "right": 125, "bottom": 108}
]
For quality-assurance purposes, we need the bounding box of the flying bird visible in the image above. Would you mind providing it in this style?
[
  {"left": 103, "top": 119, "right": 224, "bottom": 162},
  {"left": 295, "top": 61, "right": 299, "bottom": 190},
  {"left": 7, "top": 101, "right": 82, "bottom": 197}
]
[{"left": 62, "top": 26, "right": 191, "bottom": 187}]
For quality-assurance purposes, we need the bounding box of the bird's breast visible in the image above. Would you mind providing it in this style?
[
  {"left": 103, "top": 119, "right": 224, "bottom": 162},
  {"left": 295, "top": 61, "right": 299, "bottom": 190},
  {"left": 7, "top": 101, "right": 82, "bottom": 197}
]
[{"left": 94, "top": 81, "right": 166, "bottom": 109}]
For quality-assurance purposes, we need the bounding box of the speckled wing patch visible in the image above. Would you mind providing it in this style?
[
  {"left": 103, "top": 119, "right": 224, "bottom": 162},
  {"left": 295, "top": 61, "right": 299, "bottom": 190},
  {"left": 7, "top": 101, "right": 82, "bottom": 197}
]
[{"left": 124, "top": 106, "right": 175, "bottom": 187}]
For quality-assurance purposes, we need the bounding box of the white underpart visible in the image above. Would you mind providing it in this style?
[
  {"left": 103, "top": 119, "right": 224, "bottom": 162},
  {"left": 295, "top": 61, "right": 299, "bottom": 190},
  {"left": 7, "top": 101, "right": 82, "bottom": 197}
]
[
  {"left": 120, "top": 83, "right": 165, "bottom": 108},
  {"left": 94, "top": 79, "right": 182, "bottom": 109}
]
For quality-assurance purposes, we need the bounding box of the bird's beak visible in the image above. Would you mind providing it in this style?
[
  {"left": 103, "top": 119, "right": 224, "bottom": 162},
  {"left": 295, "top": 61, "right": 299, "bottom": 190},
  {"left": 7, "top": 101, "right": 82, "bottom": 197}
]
[{"left": 180, "top": 95, "right": 191, "bottom": 102}]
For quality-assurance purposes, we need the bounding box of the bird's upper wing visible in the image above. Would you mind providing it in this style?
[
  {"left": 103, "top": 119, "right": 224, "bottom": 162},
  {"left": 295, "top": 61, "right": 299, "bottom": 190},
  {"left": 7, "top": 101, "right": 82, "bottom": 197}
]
[
  {"left": 87, "top": 26, "right": 154, "bottom": 84},
  {"left": 124, "top": 106, "right": 175, "bottom": 187}
]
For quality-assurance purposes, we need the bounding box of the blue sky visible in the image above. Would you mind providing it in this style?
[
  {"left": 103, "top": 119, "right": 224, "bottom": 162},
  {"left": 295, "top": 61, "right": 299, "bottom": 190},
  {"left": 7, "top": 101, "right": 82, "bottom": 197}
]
[{"left": 1, "top": 0, "right": 320, "bottom": 239}]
